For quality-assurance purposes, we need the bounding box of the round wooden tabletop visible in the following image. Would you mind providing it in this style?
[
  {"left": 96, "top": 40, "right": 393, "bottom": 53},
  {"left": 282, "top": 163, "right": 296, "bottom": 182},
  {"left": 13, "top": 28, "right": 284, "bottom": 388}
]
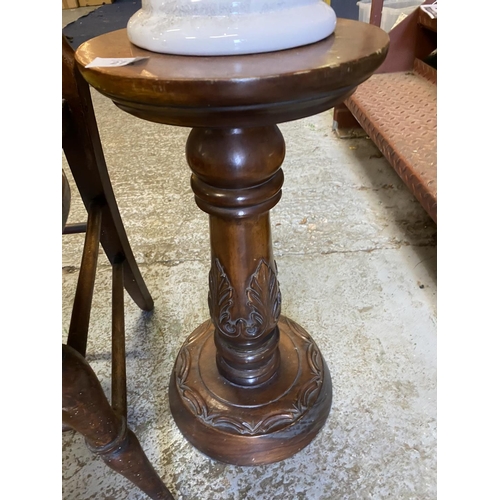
[{"left": 75, "top": 19, "right": 389, "bottom": 127}]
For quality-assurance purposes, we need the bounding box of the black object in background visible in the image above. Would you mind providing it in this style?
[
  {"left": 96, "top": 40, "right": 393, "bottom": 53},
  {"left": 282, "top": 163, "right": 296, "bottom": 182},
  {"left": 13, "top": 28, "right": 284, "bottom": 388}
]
[
  {"left": 63, "top": 0, "right": 140, "bottom": 49},
  {"left": 331, "top": 0, "right": 360, "bottom": 20}
]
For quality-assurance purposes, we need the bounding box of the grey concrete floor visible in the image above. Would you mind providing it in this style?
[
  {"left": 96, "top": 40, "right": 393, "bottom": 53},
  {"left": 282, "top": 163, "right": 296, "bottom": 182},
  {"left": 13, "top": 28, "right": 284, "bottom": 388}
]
[{"left": 62, "top": 7, "right": 437, "bottom": 499}]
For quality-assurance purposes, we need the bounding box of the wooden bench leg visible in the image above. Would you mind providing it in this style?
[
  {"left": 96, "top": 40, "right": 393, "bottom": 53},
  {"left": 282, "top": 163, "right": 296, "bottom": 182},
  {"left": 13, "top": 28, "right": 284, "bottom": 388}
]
[
  {"left": 62, "top": 345, "right": 174, "bottom": 500},
  {"left": 333, "top": 102, "right": 366, "bottom": 139}
]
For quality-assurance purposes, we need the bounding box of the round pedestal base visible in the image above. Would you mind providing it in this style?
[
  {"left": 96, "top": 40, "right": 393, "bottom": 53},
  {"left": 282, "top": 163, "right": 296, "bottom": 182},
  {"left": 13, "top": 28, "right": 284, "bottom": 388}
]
[{"left": 169, "top": 316, "right": 332, "bottom": 465}]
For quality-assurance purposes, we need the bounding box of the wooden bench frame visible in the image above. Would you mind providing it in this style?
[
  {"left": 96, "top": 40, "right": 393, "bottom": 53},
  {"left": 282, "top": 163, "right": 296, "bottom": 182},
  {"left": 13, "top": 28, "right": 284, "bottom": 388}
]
[{"left": 334, "top": 0, "right": 437, "bottom": 223}]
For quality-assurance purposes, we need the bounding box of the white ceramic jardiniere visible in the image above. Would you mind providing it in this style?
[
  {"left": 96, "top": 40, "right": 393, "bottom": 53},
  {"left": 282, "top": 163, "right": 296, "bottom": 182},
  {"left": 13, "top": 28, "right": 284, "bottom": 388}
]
[{"left": 127, "top": 0, "right": 337, "bottom": 56}]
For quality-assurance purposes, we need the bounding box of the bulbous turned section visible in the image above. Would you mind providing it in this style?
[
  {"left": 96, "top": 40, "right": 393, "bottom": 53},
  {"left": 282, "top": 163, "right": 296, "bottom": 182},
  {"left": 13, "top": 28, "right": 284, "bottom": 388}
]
[
  {"left": 187, "top": 126, "right": 285, "bottom": 219},
  {"left": 127, "top": 0, "right": 337, "bottom": 56},
  {"left": 187, "top": 126, "right": 286, "bottom": 188}
]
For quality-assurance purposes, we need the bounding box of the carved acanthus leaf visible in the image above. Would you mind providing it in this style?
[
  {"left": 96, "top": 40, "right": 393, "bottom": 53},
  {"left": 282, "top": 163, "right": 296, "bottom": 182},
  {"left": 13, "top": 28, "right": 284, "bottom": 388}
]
[
  {"left": 208, "top": 259, "right": 238, "bottom": 337},
  {"left": 208, "top": 258, "right": 281, "bottom": 340},
  {"left": 246, "top": 260, "right": 281, "bottom": 337}
]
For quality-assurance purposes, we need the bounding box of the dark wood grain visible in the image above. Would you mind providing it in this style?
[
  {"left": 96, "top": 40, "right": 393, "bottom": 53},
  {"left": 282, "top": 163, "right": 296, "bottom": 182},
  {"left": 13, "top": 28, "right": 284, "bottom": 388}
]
[
  {"left": 169, "top": 317, "right": 332, "bottom": 465},
  {"left": 66, "top": 201, "right": 102, "bottom": 357},
  {"left": 63, "top": 35, "right": 154, "bottom": 311},
  {"left": 75, "top": 21, "right": 388, "bottom": 465},
  {"left": 186, "top": 126, "right": 283, "bottom": 386},
  {"left": 75, "top": 20, "right": 388, "bottom": 107},
  {"left": 75, "top": 20, "right": 389, "bottom": 128},
  {"left": 63, "top": 35, "right": 173, "bottom": 498},
  {"left": 63, "top": 345, "right": 173, "bottom": 500},
  {"left": 112, "top": 260, "right": 127, "bottom": 419},
  {"left": 62, "top": 170, "right": 71, "bottom": 231}
]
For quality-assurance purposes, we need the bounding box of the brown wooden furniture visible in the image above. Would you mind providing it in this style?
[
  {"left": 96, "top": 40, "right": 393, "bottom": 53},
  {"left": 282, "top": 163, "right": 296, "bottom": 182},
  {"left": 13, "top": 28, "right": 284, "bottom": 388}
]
[
  {"left": 62, "top": 36, "right": 174, "bottom": 500},
  {"left": 74, "top": 20, "right": 389, "bottom": 466},
  {"left": 334, "top": 0, "right": 437, "bottom": 222}
]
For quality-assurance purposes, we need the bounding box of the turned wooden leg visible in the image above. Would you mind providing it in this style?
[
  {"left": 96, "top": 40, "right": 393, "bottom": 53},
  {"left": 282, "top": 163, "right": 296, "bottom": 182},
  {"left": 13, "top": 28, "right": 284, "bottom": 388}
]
[
  {"left": 169, "top": 126, "right": 332, "bottom": 465},
  {"left": 62, "top": 345, "right": 174, "bottom": 500}
]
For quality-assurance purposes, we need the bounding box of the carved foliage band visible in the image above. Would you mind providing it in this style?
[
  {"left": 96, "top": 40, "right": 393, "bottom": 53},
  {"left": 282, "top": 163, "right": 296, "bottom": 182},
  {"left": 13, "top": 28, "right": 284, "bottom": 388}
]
[
  {"left": 208, "top": 258, "right": 281, "bottom": 341},
  {"left": 175, "top": 318, "right": 324, "bottom": 436}
]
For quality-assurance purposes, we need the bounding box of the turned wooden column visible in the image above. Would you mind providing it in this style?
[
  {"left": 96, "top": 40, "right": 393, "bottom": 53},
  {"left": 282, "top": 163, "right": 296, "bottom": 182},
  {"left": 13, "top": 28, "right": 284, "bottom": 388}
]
[
  {"left": 75, "top": 21, "right": 389, "bottom": 465},
  {"left": 188, "top": 126, "right": 284, "bottom": 387}
]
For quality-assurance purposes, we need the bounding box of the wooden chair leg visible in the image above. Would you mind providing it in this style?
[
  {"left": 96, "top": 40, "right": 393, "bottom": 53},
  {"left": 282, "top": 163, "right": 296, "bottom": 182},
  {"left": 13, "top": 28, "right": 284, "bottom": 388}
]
[
  {"left": 62, "top": 170, "right": 71, "bottom": 231},
  {"left": 63, "top": 35, "right": 154, "bottom": 312},
  {"left": 62, "top": 345, "right": 174, "bottom": 500},
  {"left": 66, "top": 202, "right": 102, "bottom": 357}
]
